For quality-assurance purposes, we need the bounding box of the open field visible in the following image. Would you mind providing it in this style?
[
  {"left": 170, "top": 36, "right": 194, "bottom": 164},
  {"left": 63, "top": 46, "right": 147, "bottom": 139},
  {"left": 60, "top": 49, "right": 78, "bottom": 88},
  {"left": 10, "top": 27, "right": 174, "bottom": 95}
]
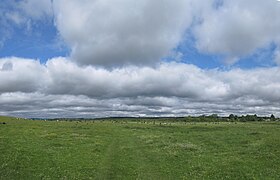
[{"left": 0, "top": 116, "right": 280, "bottom": 179}]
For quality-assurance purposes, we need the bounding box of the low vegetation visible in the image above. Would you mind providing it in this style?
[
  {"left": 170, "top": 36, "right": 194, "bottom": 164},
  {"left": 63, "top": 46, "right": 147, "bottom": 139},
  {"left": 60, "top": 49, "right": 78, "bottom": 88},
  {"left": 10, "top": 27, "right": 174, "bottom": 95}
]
[{"left": 0, "top": 116, "right": 280, "bottom": 179}]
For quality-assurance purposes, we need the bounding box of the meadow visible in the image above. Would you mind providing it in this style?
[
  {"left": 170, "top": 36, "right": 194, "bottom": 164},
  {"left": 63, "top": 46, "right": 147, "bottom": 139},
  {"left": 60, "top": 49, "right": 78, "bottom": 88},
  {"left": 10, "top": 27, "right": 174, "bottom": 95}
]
[{"left": 0, "top": 116, "right": 280, "bottom": 179}]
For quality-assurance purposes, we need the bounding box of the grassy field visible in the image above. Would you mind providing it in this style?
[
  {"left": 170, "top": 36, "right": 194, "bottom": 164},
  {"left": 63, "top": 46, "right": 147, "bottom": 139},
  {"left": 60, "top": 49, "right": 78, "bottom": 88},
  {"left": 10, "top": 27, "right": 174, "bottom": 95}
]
[{"left": 0, "top": 116, "right": 280, "bottom": 179}]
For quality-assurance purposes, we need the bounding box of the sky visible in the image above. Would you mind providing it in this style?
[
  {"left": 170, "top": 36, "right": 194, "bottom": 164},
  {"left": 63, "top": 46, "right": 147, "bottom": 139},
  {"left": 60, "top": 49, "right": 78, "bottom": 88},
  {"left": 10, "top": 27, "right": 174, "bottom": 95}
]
[{"left": 1, "top": 0, "right": 280, "bottom": 118}]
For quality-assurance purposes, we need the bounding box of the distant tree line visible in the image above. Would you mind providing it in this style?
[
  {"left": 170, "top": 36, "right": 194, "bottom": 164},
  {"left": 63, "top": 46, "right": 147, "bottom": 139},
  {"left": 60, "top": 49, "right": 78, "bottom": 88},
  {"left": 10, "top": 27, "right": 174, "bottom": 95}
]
[
  {"left": 183, "top": 114, "right": 278, "bottom": 122},
  {"left": 30, "top": 114, "right": 279, "bottom": 123}
]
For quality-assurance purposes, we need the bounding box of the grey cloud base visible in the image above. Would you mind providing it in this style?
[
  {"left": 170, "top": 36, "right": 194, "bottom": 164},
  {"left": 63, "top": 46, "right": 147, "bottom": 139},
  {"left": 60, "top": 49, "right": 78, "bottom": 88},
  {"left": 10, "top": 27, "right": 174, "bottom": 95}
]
[
  {"left": 1, "top": 93, "right": 279, "bottom": 119},
  {"left": 1, "top": 57, "right": 280, "bottom": 118}
]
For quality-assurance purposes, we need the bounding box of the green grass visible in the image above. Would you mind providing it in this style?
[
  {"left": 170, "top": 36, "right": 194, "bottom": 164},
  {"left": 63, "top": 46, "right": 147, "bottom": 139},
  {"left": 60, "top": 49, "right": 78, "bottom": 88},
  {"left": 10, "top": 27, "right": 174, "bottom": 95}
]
[{"left": 0, "top": 117, "right": 280, "bottom": 179}]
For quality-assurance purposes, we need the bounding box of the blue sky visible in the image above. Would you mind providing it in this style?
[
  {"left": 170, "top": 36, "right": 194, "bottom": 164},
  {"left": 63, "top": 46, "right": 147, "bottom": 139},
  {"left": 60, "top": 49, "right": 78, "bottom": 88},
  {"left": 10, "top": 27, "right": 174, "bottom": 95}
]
[
  {"left": 0, "top": 17, "right": 69, "bottom": 63},
  {"left": 1, "top": 0, "right": 280, "bottom": 118}
]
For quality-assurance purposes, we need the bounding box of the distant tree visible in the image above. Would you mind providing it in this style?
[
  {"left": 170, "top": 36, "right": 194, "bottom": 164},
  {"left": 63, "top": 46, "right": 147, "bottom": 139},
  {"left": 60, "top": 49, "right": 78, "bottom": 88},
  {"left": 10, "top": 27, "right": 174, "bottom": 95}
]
[
  {"left": 271, "top": 114, "right": 275, "bottom": 121},
  {"left": 240, "top": 115, "right": 246, "bottom": 122},
  {"left": 245, "top": 114, "right": 258, "bottom": 121},
  {"left": 229, "top": 114, "right": 235, "bottom": 120},
  {"left": 253, "top": 114, "right": 260, "bottom": 121},
  {"left": 210, "top": 114, "right": 218, "bottom": 118}
]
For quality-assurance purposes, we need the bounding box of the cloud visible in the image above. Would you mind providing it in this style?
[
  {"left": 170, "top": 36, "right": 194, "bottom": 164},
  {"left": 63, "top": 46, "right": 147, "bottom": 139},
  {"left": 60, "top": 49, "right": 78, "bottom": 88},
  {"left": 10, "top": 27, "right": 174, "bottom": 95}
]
[
  {"left": 0, "top": 57, "right": 47, "bottom": 93},
  {"left": 1, "top": 57, "right": 280, "bottom": 117},
  {"left": 1, "top": 61, "right": 13, "bottom": 71},
  {"left": 1, "top": 92, "right": 280, "bottom": 119},
  {"left": 3, "top": 0, "right": 280, "bottom": 66},
  {"left": 5, "top": 12, "right": 25, "bottom": 26},
  {"left": 193, "top": 0, "right": 280, "bottom": 64},
  {"left": 44, "top": 57, "right": 229, "bottom": 100},
  {"left": 2, "top": 1, "right": 280, "bottom": 118},
  {"left": 53, "top": 0, "right": 193, "bottom": 67},
  {"left": 51, "top": 0, "right": 280, "bottom": 66},
  {"left": 274, "top": 49, "right": 280, "bottom": 65}
]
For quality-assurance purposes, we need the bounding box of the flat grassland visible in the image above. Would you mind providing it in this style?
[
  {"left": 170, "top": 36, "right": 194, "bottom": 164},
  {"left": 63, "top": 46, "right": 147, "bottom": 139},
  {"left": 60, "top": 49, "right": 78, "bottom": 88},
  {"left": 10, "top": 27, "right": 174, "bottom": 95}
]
[{"left": 0, "top": 117, "right": 280, "bottom": 179}]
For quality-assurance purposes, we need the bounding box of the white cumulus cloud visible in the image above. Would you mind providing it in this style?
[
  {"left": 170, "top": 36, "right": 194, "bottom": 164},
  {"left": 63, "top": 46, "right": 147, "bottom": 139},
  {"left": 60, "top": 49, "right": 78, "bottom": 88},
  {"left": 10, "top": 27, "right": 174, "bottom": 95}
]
[
  {"left": 1, "top": 57, "right": 280, "bottom": 117},
  {"left": 53, "top": 0, "right": 193, "bottom": 67},
  {"left": 193, "top": 0, "right": 280, "bottom": 64}
]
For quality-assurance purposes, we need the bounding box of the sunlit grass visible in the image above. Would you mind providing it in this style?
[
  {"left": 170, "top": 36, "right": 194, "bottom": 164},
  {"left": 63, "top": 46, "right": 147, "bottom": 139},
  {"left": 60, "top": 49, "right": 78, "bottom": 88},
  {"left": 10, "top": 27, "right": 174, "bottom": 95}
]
[{"left": 0, "top": 117, "right": 280, "bottom": 179}]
